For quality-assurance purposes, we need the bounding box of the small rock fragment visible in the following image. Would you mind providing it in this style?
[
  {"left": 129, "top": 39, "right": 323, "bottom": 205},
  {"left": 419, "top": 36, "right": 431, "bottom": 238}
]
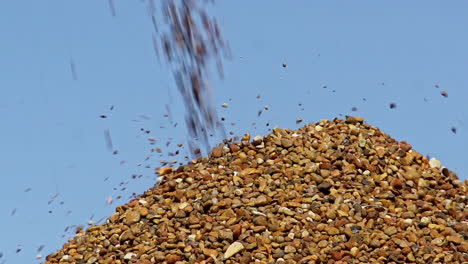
[
  {"left": 124, "top": 253, "right": 136, "bottom": 260},
  {"left": 280, "top": 138, "right": 293, "bottom": 148},
  {"left": 284, "top": 245, "right": 296, "bottom": 253},
  {"left": 157, "top": 167, "right": 173, "bottom": 175},
  {"left": 429, "top": 158, "right": 441, "bottom": 168},
  {"left": 224, "top": 241, "right": 245, "bottom": 259},
  {"left": 211, "top": 147, "right": 223, "bottom": 158},
  {"left": 317, "top": 182, "right": 332, "bottom": 193},
  {"left": 125, "top": 210, "right": 140, "bottom": 225}
]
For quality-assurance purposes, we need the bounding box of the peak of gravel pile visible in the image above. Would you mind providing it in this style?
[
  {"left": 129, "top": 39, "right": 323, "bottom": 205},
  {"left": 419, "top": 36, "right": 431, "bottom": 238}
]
[{"left": 45, "top": 117, "right": 467, "bottom": 264}]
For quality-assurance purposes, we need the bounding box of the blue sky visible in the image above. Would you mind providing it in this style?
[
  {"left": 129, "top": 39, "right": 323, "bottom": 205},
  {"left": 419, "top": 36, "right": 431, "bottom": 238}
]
[{"left": 1, "top": 1, "right": 467, "bottom": 263}]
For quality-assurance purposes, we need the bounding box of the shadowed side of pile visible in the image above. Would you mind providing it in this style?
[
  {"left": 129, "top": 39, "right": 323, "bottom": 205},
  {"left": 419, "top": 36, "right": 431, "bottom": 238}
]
[{"left": 45, "top": 117, "right": 467, "bottom": 264}]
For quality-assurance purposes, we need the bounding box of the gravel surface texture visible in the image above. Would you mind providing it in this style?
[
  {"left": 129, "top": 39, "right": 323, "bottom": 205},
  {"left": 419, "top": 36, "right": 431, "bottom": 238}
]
[{"left": 45, "top": 117, "right": 467, "bottom": 264}]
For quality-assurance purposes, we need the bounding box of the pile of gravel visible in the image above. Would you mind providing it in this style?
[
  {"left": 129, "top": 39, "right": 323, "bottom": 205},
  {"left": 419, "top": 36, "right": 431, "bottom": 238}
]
[{"left": 45, "top": 117, "right": 467, "bottom": 264}]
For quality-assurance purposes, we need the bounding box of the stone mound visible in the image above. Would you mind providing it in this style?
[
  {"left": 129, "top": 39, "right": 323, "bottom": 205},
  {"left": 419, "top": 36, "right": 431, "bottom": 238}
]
[{"left": 45, "top": 117, "right": 467, "bottom": 264}]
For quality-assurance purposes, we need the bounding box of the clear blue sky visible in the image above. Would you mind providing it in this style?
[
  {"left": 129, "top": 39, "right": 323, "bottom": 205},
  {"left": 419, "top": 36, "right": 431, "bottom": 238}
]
[{"left": 1, "top": 1, "right": 467, "bottom": 263}]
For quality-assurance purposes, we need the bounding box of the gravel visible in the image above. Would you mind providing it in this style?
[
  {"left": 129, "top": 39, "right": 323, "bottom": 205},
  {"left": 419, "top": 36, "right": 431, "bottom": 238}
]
[{"left": 45, "top": 116, "right": 467, "bottom": 264}]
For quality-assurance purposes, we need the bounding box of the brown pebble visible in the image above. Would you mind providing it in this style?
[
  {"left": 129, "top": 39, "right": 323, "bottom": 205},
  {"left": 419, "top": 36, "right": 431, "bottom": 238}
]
[
  {"left": 125, "top": 210, "right": 140, "bottom": 225},
  {"left": 345, "top": 116, "right": 364, "bottom": 124},
  {"left": 229, "top": 144, "right": 240, "bottom": 153},
  {"left": 403, "top": 166, "right": 420, "bottom": 180},
  {"left": 325, "top": 227, "right": 340, "bottom": 235},
  {"left": 446, "top": 235, "right": 463, "bottom": 244},
  {"left": 457, "top": 243, "right": 468, "bottom": 252},
  {"left": 211, "top": 147, "right": 223, "bottom": 158},
  {"left": 391, "top": 178, "right": 403, "bottom": 189},
  {"left": 253, "top": 216, "right": 268, "bottom": 226},
  {"left": 139, "top": 207, "right": 148, "bottom": 217},
  {"left": 239, "top": 252, "right": 252, "bottom": 264},
  {"left": 280, "top": 138, "right": 293, "bottom": 148},
  {"left": 319, "top": 163, "right": 332, "bottom": 169},
  {"left": 330, "top": 251, "right": 344, "bottom": 260},
  {"left": 166, "top": 254, "right": 181, "bottom": 264},
  {"left": 157, "top": 167, "right": 172, "bottom": 175}
]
